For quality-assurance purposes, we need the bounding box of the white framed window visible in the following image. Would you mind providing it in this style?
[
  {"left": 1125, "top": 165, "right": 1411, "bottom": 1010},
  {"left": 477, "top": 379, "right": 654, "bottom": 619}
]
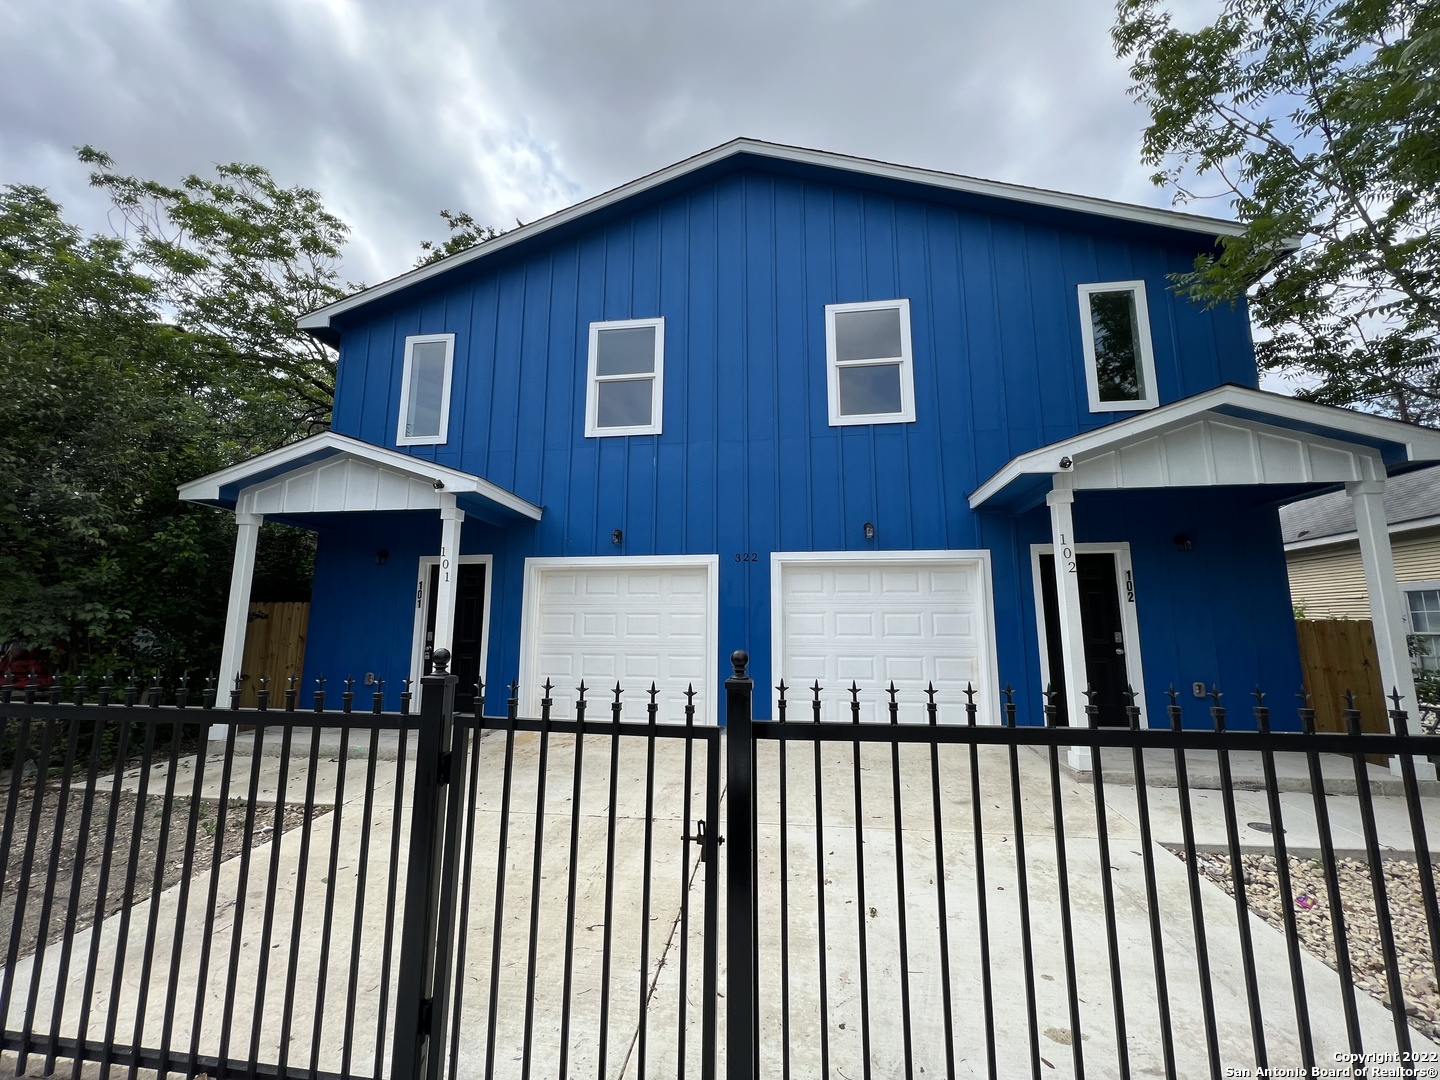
[
  {"left": 1406, "top": 581, "right": 1440, "bottom": 672},
  {"left": 824, "top": 299, "right": 916, "bottom": 426},
  {"left": 1077, "top": 280, "right": 1159, "bottom": 413},
  {"left": 585, "top": 318, "right": 665, "bottom": 437},
  {"left": 396, "top": 333, "right": 455, "bottom": 445}
]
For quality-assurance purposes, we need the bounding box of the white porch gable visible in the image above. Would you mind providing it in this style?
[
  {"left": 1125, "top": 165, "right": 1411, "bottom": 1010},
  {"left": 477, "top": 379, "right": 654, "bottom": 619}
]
[
  {"left": 179, "top": 432, "right": 541, "bottom": 730},
  {"left": 971, "top": 385, "right": 1440, "bottom": 774}
]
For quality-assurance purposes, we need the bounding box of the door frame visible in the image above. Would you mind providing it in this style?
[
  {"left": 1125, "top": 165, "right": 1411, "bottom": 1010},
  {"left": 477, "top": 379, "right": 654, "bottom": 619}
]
[
  {"left": 1029, "top": 542, "right": 1149, "bottom": 727},
  {"left": 409, "top": 553, "right": 494, "bottom": 694},
  {"left": 769, "top": 549, "right": 1002, "bottom": 725}
]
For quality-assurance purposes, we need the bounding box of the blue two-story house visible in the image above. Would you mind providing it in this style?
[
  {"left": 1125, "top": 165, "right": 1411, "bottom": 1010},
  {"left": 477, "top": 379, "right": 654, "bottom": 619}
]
[{"left": 179, "top": 139, "right": 1440, "bottom": 734}]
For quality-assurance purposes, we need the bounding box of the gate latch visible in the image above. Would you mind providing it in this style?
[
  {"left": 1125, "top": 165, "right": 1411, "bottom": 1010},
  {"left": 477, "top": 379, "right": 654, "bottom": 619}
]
[{"left": 684, "top": 818, "right": 723, "bottom": 862}]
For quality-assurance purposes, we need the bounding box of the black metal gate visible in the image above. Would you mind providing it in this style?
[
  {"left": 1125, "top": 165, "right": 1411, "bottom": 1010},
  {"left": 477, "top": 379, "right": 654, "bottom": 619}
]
[
  {"left": 392, "top": 657, "right": 723, "bottom": 1080},
  {"left": 9, "top": 654, "right": 1440, "bottom": 1079}
]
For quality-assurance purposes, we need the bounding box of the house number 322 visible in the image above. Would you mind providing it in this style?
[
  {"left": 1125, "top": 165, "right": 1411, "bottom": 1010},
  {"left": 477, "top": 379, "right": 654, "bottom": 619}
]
[{"left": 735, "top": 552, "right": 760, "bottom": 563}]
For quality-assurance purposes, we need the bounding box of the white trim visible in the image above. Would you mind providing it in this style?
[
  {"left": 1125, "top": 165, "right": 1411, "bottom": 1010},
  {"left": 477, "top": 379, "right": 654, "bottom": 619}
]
[
  {"left": 968, "top": 384, "right": 1440, "bottom": 509},
  {"left": 1077, "top": 281, "right": 1159, "bottom": 413},
  {"left": 1029, "top": 542, "right": 1149, "bottom": 727},
  {"left": 584, "top": 318, "right": 666, "bottom": 437},
  {"left": 298, "top": 138, "right": 1266, "bottom": 334},
  {"left": 177, "top": 431, "right": 543, "bottom": 521},
  {"left": 824, "top": 299, "right": 917, "bottom": 426},
  {"left": 768, "top": 549, "right": 1001, "bottom": 724},
  {"left": 409, "top": 553, "right": 493, "bottom": 695},
  {"left": 1284, "top": 514, "right": 1440, "bottom": 552},
  {"left": 395, "top": 333, "right": 455, "bottom": 446},
  {"left": 517, "top": 554, "right": 720, "bottom": 722}
]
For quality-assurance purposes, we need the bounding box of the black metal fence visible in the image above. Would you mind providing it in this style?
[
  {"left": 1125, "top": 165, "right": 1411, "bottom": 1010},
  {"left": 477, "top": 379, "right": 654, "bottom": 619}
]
[
  {"left": 0, "top": 673, "right": 425, "bottom": 1079},
  {"left": 6, "top": 658, "right": 1440, "bottom": 1079}
]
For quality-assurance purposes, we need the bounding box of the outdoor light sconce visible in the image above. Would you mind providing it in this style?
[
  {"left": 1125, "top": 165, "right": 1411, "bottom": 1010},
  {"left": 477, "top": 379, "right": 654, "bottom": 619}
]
[
  {"left": 863, "top": 521, "right": 876, "bottom": 540},
  {"left": 375, "top": 549, "right": 390, "bottom": 566},
  {"left": 611, "top": 529, "right": 623, "bottom": 545},
  {"left": 1173, "top": 533, "right": 1193, "bottom": 552}
]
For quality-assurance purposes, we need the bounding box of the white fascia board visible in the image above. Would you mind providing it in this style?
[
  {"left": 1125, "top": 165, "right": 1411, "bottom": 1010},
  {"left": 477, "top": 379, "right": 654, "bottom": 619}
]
[
  {"left": 1284, "top": 515, "right": 1440, "bottom": 553},
  {"left": 178, "top": 431, "right": 543, "bottom": 520},
  {"left": 299, "top": 138, "right": 1262, "bottom": 333},
  {"left": 968, "top": 385, "right": 1440, "bottom": 509}
]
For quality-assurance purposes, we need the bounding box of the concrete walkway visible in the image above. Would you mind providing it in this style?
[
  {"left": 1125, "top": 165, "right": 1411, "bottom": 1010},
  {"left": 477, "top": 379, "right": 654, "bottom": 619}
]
[{"left": 4, "top": 731, "right": 1439, "bottom": 1078}]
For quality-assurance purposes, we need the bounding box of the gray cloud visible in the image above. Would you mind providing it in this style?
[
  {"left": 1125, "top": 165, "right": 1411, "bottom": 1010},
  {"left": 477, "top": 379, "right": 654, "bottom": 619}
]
[{"left": 0, "top": 0, "right": 1192, "bottom": 287}]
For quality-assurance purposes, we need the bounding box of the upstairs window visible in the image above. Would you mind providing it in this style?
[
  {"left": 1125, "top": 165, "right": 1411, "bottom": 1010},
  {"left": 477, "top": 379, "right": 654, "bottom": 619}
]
[
  {"left": 825, "top": 299, "right": 916, "bottom": 426},
  {"left": 397, "top": 333, "right": 455, "bottom": 445},
  {"left": 1078, "top": 281, "right": 1159, "bottom": 412},
  {"left": 585, "top": 318, "right": 665, "bottom": 437}
]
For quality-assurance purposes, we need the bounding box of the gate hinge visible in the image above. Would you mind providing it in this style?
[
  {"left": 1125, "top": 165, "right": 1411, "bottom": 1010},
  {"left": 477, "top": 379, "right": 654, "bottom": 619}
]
[
  {"left": 418, "top": 996, "right": 434, "bottom": 1035},
  {"left": 437, "top": 751, "right": 452, "bottom": 784}
]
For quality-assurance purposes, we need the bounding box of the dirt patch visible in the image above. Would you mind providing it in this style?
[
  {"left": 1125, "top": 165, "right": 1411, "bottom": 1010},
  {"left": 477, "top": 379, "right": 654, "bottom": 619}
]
[
  {"left": 1174, "top": 849, "right": 1440, "bottom": 1041},
  {"left": 1, "top": 779, "right": 329, "bottom": 961}
]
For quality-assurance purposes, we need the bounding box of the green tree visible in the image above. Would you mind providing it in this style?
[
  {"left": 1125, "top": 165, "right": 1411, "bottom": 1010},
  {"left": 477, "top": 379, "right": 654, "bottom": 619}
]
[
  {"left": 1114, "top": 0, "right": 1440, "bottom": 421},
  {"left": 416, "top": 209, "right": 515, "bottom": 267},
  {"left": 79, "top": 147, "right": 351, "bottom": 444},
  {"left": 0, "top": 175, "right": 316, "bottom": 676}
]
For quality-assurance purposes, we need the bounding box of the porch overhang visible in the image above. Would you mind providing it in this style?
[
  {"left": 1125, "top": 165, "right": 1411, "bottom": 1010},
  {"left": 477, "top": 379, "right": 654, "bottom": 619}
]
[
  {"left": 177, "top": 432, "right": 543, "bottom": 526},
  {"left": 969, "top": 385, "right": 1440, "bottom": 514}
]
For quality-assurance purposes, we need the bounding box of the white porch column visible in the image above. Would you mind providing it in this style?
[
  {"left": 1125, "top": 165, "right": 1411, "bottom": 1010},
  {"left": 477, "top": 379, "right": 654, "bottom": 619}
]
[
  {"left": 432, "top": 497, "right": 465, "bottom": 657},
  {"left": 214, "top": 512, "right": 262, "bottom": 740},
  {"left": 1047, "top": 478, "right": 1092, "bottom": 771},
  {"left": 1349, "top": 478, "right": 1434, "bottom": 779}
]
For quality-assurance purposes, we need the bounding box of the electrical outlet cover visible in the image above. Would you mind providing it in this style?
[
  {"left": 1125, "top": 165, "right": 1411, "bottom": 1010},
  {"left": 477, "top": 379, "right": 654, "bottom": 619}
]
[{"left": 1191, "top": 681, "right": 1206, "bottom": 698}]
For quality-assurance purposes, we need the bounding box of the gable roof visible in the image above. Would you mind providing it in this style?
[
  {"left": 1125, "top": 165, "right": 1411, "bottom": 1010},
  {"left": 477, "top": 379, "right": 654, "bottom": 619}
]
[
  {"left": 1280, "top": 462, "right": 1440, "bottom": 548},
  {"left": 299, "top": 137, "right": 1273, "bottom": 341}
]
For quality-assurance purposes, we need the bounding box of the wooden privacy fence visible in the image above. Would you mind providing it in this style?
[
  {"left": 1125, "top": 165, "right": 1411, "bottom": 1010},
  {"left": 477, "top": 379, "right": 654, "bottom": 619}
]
[
  {"left": 238, "top": 601, "right": 309, "bottom": 707},
  {"left": 1295, "top": 617, "right": 1387, "bottom": 734}
]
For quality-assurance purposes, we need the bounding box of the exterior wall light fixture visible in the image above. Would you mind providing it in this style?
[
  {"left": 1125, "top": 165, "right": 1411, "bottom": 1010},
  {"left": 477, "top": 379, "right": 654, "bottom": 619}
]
[
  {"left": 375, "top": 549, "right": 390, "bottom": 566},
  {"left": 863, "top": 521, "right": 875, "bottom": 540},
  {"left": 611, "top": 529, "right": 623, "bottom": 545}
]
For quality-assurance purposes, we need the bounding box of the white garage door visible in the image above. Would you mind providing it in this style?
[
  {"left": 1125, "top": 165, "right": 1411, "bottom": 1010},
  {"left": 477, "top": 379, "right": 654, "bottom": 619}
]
[
  {"left": 521, "top": 558, "right": 716, "bottom": 723},
  {"left": 775, "top": 555, "right": 995, "bottom": 724}
]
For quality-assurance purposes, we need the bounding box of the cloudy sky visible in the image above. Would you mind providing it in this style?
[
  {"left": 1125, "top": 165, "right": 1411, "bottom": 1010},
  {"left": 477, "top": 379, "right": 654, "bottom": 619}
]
[{"left": 0, "top": 0, "right": 1208, "bottom": 288}]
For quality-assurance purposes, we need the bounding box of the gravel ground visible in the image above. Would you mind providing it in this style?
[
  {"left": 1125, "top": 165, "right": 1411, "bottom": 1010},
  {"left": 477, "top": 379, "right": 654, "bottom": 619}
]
[
  {"left": 1175, "top": 848, "right": 1440, "bottom": 1041},
  {"left": 1, "top": 780, "right": 329, "bottom": 962}
]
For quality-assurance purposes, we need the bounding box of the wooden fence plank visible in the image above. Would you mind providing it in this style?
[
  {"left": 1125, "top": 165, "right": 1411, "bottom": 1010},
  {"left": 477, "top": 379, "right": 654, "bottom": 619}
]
[
  {"left": 1295, "top": 618, "right": 1387, "bottom": 735},
  {"left": 238, "top": 602, "right": 310, "bottom": 708}
]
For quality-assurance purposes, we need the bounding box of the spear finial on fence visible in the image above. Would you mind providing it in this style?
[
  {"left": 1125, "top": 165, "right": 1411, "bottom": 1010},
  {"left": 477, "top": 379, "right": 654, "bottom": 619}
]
[
  {"left": 1388, "top": 686, "right": 1412, "bottom": 737},
  {"left": 124, "top": 670, "right": 139, "bottom": 708},
  {"left": 776, "top": 679, "right": 788, "bottom": 723},
  {"left": 1123, "top": 684, "right": 1141, "bottom": 731},
  {"left": 1082, "top": 683, "right": 1100, "bottom": 728},
  {"left": 371, "top": 675, "right": 385, "bottom": 715},
  {"left": 399, "top": 676, "right": 412, "bottom": 716},
  {"left": 1209, "top": 685, "right": 1226, "bottom": 732},
  {"left": 1002, "top": 683, "right": 1017, "bottom": 729},
  {"left": 314, "top": 675, "right": 326, "bottom": 714},
  {"left": 228, "top": 673, "right": 242, "bottom": 711},
  {"left": 965, "top": 682, "right": 978, "bottom": 727},
  {"left": 1296, "top": 687, "right": 1316, "bottom": 735},
  {"left": 475, "top": 677, "right": 485, "bottom": 716},
  {"left": 508, "top": 680, "right": 520, "bottom": 721},
  {"left": 1252, "top": 685, "right": 1270, "bottom": 734},
  {"left": 175, "top": 671, "right": 190, "bottom": 710},
  {"left": 202, "top": 672, "right": 216, "bottom": 710},
  {"left": 256, "top": 675, "right": 270, "bottom": 713},
  {"left": 540, "top": 678, "right": 554, "bottom": 722},
  {"left": 1042, "top": 682, "right": 1059, "bottom": 727}
]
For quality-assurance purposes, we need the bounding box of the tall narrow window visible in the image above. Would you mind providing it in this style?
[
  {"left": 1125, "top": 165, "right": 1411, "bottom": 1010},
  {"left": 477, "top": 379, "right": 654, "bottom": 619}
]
[
  {"left": 1078, "top": 281, "right": 1159, "bottom": 412},
  {"left": 396, "top": 333, "right": 455, "bottom": 445},
  {"left": 825, "top": 299, "right": 916, "bottom": 426},
  {"left": 1408, "top": 586, "right": 1440, "bottom": 672},
  {"left": 585, "top": 318, "right": 665, "bottom": 437}
]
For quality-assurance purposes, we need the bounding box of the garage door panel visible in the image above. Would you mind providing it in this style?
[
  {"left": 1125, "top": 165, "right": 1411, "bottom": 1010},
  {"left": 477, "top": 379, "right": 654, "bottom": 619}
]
[
  {"left": 777, "top": 557, "right": 993, "bottom": 724},
  {"left": 527, "top": 562, "right": 713, "bottom": 722}
]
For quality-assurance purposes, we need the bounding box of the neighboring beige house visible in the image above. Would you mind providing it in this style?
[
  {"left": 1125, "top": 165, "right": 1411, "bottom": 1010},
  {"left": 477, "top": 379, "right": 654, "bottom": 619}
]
[{"left": 1282, "top": 464, "right": 1440, "bottom": 668}]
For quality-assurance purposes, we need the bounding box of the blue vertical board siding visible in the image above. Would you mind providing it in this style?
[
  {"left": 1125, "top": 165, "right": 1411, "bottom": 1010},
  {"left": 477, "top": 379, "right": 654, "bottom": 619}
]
[{"left": 310, "top": 164, "right": 1282, "bottom": 724}]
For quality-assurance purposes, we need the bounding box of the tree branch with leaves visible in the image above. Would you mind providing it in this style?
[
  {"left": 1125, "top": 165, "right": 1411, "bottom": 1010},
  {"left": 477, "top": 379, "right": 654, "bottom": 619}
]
[{"left": 1114, "top": 0, "right": 1440, "bottom": 422}]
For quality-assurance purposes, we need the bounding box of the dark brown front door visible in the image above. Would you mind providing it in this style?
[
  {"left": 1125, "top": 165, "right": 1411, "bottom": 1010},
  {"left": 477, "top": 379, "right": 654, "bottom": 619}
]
[
  {"left": 424, "top": 561, "right": 487, "bottom": 713},
  {"left": 1039, "top": 551, "right": 1130, "bottom": 726}
]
